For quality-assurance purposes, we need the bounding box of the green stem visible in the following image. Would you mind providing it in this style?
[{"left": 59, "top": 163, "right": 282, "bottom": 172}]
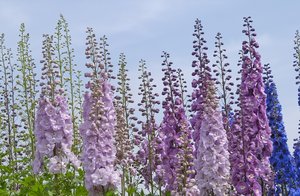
[{"left": 121, "top": 167, "right": 125, "bottom": 196}]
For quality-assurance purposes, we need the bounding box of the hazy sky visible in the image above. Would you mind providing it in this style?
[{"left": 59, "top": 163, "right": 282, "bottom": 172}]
[{"left": 1, "top": 0, "right": 300, "bottom": 150}]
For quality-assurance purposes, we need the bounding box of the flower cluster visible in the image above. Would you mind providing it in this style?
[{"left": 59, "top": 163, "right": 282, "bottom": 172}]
[
  {"left": 264, "top": 63, "right": 299, "bottom": 195},
  {"left": 293, "top": 142, "right": 300, "bottom": 190},
  {"left": 212, "top": 32, "right": 235, "bottom": 132},
  {"left": 189, "top": 22, "right": 231, "bottom": 194},
  {"left": 136, "top": 60, "right": 161, "bottom": 194},
  {"left": 79, "top": 28, "right": 119, "bottom": 194},
  {"left": 190, "top": 19, "right": 212, "bottom": 158},
  {"left": 158, "top": 52, "right": 198, "bottom": 194},
  {"left": 33, "top": 34, "right": 79, "bottom": 174},
  {"left": 16, "top": 23, "right": 39, "bottom": 166},
  {"left": 195, "top": 79, "right": 231, "bottom": 195},
  {"left": 115, "top": 53, "right": 137, "bottom": 169},
  {"left": 293, "top": 30, "right": 300, "bottom": 193},
  {"left": 114, "top": 53, "right": 140, "bottom": 194},
  {"left": 232, "top": 17, "right": 273, "bottom": 195},
  {"left": 33, "top": 96, "right": 80, "bottom": 174}
]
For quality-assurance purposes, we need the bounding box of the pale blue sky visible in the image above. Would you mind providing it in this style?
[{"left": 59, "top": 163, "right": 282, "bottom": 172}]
[{"left": 1, "top": 0, "right": 300, "bottom": 150}]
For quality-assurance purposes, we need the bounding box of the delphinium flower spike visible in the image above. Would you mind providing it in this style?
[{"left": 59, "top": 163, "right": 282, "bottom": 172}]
[
  {"left": 159, "top": 51, "right": 198, "bottom": 195},
  {"left": 115, "top": 53, "right": 139, "bottom": 195},
  {"left": 190, "top": 19, "right": 211, "bottom": 157},
  {"left": 33, "top": 34, "right": 80, "bottom": 175},
  {"left": 212, "top": 32, "right": 235, "bottom": 131},
  {"left": 231, "top": 17, "right": 273, "bottom": 195},
  {"left": 16, "top": 24, "right": 39, "bottom": 174},
  {"left": 228, "top": 52, "right": 244, "bottom": 174},
  {"left": 114, "top": 100, "right": 131, "bottom": 195},
  {"left": 0, "top": 34, "right": 15, "bottom": 166},
  {"left": 53, "top": 15, "right": 83, "bottom": 155},
  {"left": 135, "top": 59, "right": 160, "bottom": 195},
  {"left": 212, "top": 33, "right": 237, "bottom": 194},
  {"left": 190, "top": 20, "right": 231, "bottom": 195},
  {"left": 194, "top": 79, "right": 231, "bottom": 196},
  {"left": 292, "top": 30, "right": 300, "bottom": 188},
  {"left": 0, "top": 34, "right": 23, "bottom": 189},
  {"left": 263, "top": 63, "right": 299, "bottom": 195},
  {"left": 79, "top": 28, "right": 120, "bottom": 195}
]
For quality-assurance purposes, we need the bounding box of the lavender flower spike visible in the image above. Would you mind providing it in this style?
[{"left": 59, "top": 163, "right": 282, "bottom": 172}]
[
  {"left": 195, "top": 80, "right": 231, "bottom": 195},
  {"left": 80, "top": 82, "right": 120, "bottom": 194},
  {"left": 159, "top": 52, "right": 198, "bottom": 195},
  {"left": 232, "top": 17, "right": 273, "bottom": 195},
  {"left": 80, "top": 28, "right": 120, "bottom": 195},
  {"left": 33, "top": 35, "right": 80, "bottom": 174},
  {"left": 33, "top": 96, "right": 80, "bottom": 174}
]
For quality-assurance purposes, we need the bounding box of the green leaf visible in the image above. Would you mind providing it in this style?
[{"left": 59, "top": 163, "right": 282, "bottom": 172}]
[
  {"left": 105, "top": 190, "right": 118, "bottom": 196},
  {"left": 165, "top": 191, "right": 171, "bottom": 196},
  {"left": 0, "top": 189, "right": 8, "bottom": 196},
  {"left": 75, "top": 186, "right": 88, "bottom": 196}
]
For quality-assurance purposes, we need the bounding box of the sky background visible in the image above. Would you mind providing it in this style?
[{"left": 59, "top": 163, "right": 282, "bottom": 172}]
[{"left": 0, "top": 0, "right": 299, "bottom": 150}]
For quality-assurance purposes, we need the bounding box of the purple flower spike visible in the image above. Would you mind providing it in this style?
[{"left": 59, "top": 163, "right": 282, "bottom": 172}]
[
  {"left": 33, "top": 35, "right": 80, "bottom": 174},
  {"left": 79, "top": 28, "right": 120, "bottom": 195},
  {"left": 231, "top": 17, "right": 273, "bottom": 195},
  {"left": 190, "top": 19, "right": 212, "bottom": 157},
  {"left": 159, "top": 52, "right": 198, "bottom": 195},
  {"left": 194, "top": 81, "right": 231, "bottom": 195},
  {"left": 190, "top": 19, "right": 231, "bottom": 195}
]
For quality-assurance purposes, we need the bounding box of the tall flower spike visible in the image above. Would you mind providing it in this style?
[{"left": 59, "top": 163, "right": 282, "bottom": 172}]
[
  {"left": 190, "top": 19, "right": 211, "bottom": 157},
  {"left": 115, "top": 53, "right": 139, "bottom": 195},
  {"left": 232, "top": 17, "right": 273, "bottom": 195},
  {"left": 292, "top": 30, "right": 300, "bottom": 190},
  {"left": 136, "top": 60, "right": 160, "bottom": 195},
  {"left": 0, "top": 34, "right": 23, "bottom": 182},
  {"left": 56, "top": 15, "right": 82, "bottom": 155},
  {"left": 16, "top": 24, "right": 39, "bottom": 174},
  {"left": 212, "top": 32, "right": 235, "bottom": 131},
  {"left": 189, "top": 24, "right": 231, "bottom": 194},
  {"left": 195, "top": 79, "right": 231, "bottom": 195},
  {"left": 159, "top": 51, "right": 198, "bottom": 195},
  {"left": 79, "top": 28, "right": 119, "bottom": 195},
  {"left": 33, "top": 34, "right": 80, "bottom": 175},
  {"left": 263, "top": 63, "right": 299, "bottom": 195}
]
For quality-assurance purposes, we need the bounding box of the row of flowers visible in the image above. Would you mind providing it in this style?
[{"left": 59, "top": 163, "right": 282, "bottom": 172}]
[{"left": 1, "top": 15, "right": 300, "bottom": 196}]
